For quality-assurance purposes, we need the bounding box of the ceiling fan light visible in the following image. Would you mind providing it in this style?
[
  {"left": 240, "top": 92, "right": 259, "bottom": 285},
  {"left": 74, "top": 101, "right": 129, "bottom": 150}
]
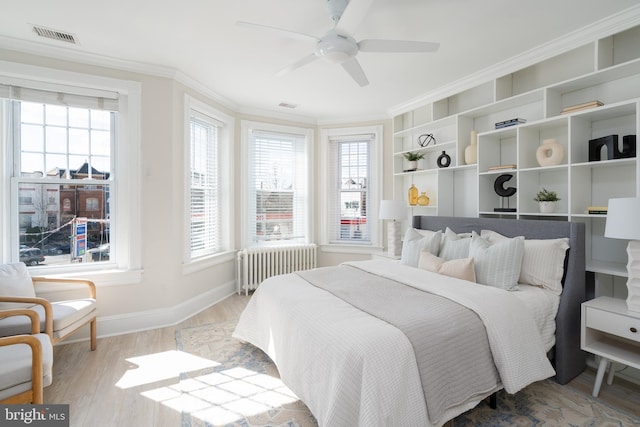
[
  {"left": 316, "top": 33, "right": 358, "bottom": 64},
  {"left": 320, "top": 50, "right": 350, "bottom": 64}
]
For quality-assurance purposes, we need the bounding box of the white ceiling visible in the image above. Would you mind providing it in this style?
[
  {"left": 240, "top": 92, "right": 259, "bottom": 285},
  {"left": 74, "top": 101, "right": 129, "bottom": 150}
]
[{"left": 1, "top": 0, "right": 639, "bottom": 123}]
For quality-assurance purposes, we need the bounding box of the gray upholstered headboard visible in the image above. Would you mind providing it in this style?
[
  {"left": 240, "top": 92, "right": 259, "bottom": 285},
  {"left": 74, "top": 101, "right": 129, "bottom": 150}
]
[{"left": 412, "top": 215, "right": 586, "bottom": 385}]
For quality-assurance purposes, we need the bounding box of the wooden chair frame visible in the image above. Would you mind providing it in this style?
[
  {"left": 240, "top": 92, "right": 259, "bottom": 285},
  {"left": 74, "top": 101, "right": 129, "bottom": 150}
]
[
  {"left": 0, "top": 309, "right": 49, "bottom": 404},
  {"left": 0, "top": 276, "right": 96, "bottom": 350}
]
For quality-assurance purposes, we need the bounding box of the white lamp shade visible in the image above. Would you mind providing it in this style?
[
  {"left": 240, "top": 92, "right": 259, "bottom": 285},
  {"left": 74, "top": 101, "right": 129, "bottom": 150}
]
[
  {"left": 379, "top": 200, "right": 407, "bottom": 221},
  {"left": 605, "top": 197, "right": 640, "bottom": 240}
]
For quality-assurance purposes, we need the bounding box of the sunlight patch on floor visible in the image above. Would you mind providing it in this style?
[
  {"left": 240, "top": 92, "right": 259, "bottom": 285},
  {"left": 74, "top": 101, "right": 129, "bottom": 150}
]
[
  {"left": 115, "top": 350, "right": 220, "bottom": 389},
  {"left": 140, "top": 363, "right": 300, "bottom": 425}
]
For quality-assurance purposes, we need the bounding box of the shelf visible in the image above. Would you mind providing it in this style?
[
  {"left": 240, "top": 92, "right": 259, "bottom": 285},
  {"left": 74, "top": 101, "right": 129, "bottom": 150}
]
[
  {"left": 583, "top": 336, "right": 640, "bottom": 369},
  {"left": 394, "top": 141, "right": 456, "bottom": 156},
  {"left": 392, "top": 23, "right": 640, "bottom": 291},
  {"left": 587, "top": 260, "right": 628, "bottom": 277}
]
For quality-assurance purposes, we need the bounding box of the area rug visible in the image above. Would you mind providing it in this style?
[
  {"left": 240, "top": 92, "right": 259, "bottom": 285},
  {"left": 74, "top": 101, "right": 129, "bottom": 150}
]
[{"left": 176, "top": 320, "right": 639, "bottom": 427}]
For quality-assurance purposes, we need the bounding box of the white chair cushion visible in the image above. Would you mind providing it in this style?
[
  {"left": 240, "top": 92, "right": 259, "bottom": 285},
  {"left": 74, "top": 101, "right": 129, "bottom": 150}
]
[
  {"left": 0, "top": 333, "right": 53, "bottom": 400},
  {"left": 0, "top": 263, "right": 36, "bottom": 310},
  {"left": 0, "top": 299, "right": 96, "bottom": 338}
]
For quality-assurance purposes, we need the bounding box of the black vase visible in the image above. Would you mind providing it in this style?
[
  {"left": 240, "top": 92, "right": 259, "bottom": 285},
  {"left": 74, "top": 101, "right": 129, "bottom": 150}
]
[{"left": 437, "top": 151, "right": 451, "bottom": 168}]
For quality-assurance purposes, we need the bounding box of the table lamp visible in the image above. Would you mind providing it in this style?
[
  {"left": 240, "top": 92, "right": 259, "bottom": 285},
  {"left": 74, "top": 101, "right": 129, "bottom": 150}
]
[
  {"left": 379, "top": 200, "right": 407, "bottom": 257},
  {"left": 604, "top": 197, "right": 640, "bottom": 312}
]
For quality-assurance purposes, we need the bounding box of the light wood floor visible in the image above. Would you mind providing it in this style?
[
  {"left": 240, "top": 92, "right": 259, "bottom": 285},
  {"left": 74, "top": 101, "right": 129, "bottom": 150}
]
[{"left": 45, "top": 293, "right": 640, "bottom": 426}]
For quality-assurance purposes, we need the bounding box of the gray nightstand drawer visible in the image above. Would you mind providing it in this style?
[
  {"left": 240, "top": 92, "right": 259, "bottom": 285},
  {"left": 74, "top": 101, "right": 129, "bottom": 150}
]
[{"left": 586, "top": 307, "right": 640, "bottom": 343}]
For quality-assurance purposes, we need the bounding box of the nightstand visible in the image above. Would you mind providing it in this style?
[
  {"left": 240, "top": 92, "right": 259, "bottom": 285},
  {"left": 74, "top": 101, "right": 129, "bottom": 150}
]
[{"left": 581, "top": 296, "right": 640, "bottom": 397}]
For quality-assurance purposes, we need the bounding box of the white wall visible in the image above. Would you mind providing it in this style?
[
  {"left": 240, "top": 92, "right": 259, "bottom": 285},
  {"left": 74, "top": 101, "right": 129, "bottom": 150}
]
[{"left": 0, "top": 48, "right": 390, "bottom": 340}]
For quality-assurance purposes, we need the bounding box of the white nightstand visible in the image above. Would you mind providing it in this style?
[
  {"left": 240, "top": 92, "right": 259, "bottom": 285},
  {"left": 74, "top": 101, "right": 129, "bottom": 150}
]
[{"left": 581, "top": 296, "right": 640, "bottom": 397}]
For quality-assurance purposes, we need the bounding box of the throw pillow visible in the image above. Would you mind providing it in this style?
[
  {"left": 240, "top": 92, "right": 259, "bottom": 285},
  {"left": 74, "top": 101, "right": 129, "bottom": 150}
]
[
  {"left": 418, "top": 251, "right": 476, "bottom": 282},
  {"left": 469, "top": 232, "right": 524, "bottom": 291},
  {"left": 481, "top": 229, "right": 569, "bottom": 294},
  {"left": 0, "top": 262, "right": 36, "bottom": 309},
  {"left": 438, "top": 227, "right": 472, "bottom": 260},
  {"left": 401, "top": 228, "right": 442, "bottom": 267}
]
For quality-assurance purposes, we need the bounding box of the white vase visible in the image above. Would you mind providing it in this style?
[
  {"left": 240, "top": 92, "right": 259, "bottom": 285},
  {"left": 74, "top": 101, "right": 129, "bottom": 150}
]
[
  {"left": 536, "top": 138, "right": 564, "bottom": 167},
  {"left": 539, "top": 201, "right": 557, "bottom": 213},
  {"left": 407, "top": 160, "right": 417, "bottom": 171},
  {"left": 465, "top": 130, "right": 478, "bottom": 165}
]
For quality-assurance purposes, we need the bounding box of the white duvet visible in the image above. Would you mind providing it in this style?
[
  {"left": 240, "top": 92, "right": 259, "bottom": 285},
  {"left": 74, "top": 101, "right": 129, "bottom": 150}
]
[{"left": 233, "top": 259, "right": 557, "bottom": 427}]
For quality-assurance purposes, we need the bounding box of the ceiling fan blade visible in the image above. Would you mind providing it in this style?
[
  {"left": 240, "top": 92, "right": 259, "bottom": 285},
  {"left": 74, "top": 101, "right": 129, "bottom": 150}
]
[
  {"left": 334, "top": 0, "right": 374, "bottom": 36},
  {"left": 358, "top": 39, "right": 440, "bottom": 53},
  {"left": 236, "top": 21, "right": 319, "bottom": 43},
  {"left": 276, "top": 53, "right": 319, "bottom": 77},
  {"left": 341, "top": 57, "right": 369, "bottom": 87}
]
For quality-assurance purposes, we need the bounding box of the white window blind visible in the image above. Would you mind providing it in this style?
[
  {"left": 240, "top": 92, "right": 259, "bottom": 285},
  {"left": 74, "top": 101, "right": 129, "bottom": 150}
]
[
  {"left": 189, "top": 112, "right": 221, "bottom": 258},
  {"left": 328, "top": 134, "right": 372, "bottom": 243},
  {"left": 248, "top": 129, "right": 309, "bottom": 245},
  {"left": 0, "top": 82, "right": 119, "bottom": 111}
]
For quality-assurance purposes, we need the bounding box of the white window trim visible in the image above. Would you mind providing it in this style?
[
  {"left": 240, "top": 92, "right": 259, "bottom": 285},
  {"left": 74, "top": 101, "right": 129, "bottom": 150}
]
[
  {"left": 182, "top": 95, "right": 235, "bottom": 275},
  {"left": 319, "top": 125, "right": 383, "bottom": 253},
  {"left": 240, "top": 120, "right": 314, "bottom": 249},
  {"left": 0, "top": 60, "right": 142, "bottom": 285}
]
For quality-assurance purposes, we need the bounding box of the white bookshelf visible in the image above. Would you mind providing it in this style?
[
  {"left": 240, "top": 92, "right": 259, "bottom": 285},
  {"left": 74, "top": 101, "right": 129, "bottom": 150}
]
[{"left": 392, "top": 23, "right": 640, "bottom": 280}]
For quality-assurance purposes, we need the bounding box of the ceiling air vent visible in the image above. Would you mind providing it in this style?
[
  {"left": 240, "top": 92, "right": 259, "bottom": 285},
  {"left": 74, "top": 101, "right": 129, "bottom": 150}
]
[
  {"left": 278, "top": 102, "right": 298, "bottom": 109},
  {"left": 32, "top": 25, "right": 78, "bottom": 44}
]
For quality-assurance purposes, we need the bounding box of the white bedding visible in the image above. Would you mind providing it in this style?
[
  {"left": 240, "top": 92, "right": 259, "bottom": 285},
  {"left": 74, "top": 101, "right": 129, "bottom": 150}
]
[
  {"left": 233, "top": 259, "right": 557, "bottom": 427},
  {"left": 511, "top": 283, "right": 561, "bottom": 351}
]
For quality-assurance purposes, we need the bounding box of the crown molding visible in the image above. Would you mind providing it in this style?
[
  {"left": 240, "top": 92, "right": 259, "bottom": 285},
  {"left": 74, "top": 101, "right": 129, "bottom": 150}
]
[{"left": 388, "top": 4, "right": 640, "bottom": 117}]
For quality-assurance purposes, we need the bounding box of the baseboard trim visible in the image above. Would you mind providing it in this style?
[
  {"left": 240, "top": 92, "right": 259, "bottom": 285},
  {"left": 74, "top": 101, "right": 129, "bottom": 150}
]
[{"left": 55, "top": 280, "right": 236, "bottom": 345}]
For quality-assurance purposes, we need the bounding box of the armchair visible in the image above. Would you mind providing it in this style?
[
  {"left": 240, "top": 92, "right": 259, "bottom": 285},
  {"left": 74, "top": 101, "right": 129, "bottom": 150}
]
[
  {"left": 0, "top": 308, "right": 53, "bottom": 404},
  {"left": 0, "top": 263, "right": 97, "bottom": 350}
]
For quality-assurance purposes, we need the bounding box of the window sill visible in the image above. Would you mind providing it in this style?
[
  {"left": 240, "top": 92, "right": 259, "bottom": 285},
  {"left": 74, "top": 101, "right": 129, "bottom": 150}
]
[
  {"left": 31, "top": 268, "right": 143, "bottom": 290},
  {"left": 182, "top": 250, "right": 236, "bottom": 275}
]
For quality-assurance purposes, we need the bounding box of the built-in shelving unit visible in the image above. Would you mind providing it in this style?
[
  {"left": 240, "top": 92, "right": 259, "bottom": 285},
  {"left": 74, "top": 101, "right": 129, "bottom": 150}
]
[{"left": 392, "top": 22, "right": 640, "bottom": 280}]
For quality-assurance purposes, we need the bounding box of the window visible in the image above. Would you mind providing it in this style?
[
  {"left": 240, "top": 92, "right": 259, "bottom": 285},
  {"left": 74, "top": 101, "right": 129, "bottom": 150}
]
[
  {"left": 9, "top": 99, "right": 113, "bottom": 264},
  {"left": 86, "top": 197, "right": 99, "bottom": 211},
  {"left": 1, "top": 64, "right": 141, "bottom": 278},
  {"left": 184, "top": 96, "right": 233, "bottom": 266},
  {"left": 320, "top": 126, "right": 382, "bottom": 250},
  {"left": 241, "top": 121, "right": 313, "bottom": 247}
]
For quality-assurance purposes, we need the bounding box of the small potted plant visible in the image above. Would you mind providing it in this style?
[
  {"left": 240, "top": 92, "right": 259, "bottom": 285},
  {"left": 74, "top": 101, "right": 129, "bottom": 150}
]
[
  {"left": 403, "top": 151, "right": 425, "bottom": 171},
  {"left": 534, "top": 188, "right": 560, "bottom": 213}
]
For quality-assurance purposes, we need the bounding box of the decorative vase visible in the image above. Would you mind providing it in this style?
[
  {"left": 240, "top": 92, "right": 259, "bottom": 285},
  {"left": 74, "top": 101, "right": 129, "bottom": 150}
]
[
  {"left": 539, "top": 201, "right": 557, "bottom": 213},
  {"left": 417, "top": 192, "right": 430, "bottom": 206},
  {"left": 437, "top": 151, "right": 451, "bottom": 168},
  {"left": 536, "top": 138, "right": 565, "bottom": 167},
  {"left": 465, "top": 130, "right": 478, "bottom": 165},
  {"left": 408, "top": 184, "right": 418, "bottom": 206}
]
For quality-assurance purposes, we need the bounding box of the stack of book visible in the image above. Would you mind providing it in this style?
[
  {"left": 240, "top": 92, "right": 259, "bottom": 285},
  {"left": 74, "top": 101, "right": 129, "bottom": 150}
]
[
  {"left": 586, "top": 206, "right": 608, "bottom": 215},
  {"left": 495, "top": 118, "right": 527, "bottom": 129},
  {"left": 488, "top": 164, "right": 517, "bottom": 171},
  {"left": 561, "top": 100, "right": 604, "bottom": 115}
]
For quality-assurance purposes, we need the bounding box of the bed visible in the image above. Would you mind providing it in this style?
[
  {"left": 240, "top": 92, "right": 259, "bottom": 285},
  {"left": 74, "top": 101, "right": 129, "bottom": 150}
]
[{"left": 233, "top": 216, "right": 587, "bottom": 427}]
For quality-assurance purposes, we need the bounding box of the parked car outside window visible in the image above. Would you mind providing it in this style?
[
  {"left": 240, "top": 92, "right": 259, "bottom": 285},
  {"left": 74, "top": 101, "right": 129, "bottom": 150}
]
[{"left": 19, "top": 248, "right": 45, "bottom": 266}]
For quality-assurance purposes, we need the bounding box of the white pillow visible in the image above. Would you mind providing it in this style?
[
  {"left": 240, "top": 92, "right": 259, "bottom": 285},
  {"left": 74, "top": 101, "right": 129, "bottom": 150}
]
[
  {"left": 469, "top": 232, "right": 524, "bottom": 291},
  {"left": 401, "top": 228, "right": 442, "bottom": 267},
  {"left": 481, "top": 229, "right": 569, "bottom": 294},
  {"left": 0, "top": 262, "right": 36, "bottom": 309},
  {"left": 438, "top": 227, "right": 472, "bottom": 260},
  {"left": 418, "top": 251, "right": 476, "bottom": 283}
]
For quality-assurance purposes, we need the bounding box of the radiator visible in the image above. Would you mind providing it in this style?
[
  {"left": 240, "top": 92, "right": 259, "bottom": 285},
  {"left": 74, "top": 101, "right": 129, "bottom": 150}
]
[{"left": 237, "top": 244, "right": 317, "bottom": 295}]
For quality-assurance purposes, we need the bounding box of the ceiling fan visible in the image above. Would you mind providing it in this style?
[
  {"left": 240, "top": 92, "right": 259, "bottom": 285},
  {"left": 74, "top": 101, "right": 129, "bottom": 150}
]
[{"left": 237, "top": 0, "right": 440, "bottom": 87}]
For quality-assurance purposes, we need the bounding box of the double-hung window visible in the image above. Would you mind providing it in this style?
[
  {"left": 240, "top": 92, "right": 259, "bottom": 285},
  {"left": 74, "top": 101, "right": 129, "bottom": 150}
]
[
  {"left": 4, "top": 86, "right": 115, "bottom": 266},
  {"left": 1, "top": 65, "right": 141, "bottom": 278},
  {"left": 241, "top": 121, "right": 313, "bottom": 247},
  {"left": 320, "top": 126, "right": 382, "bottom": 250},
  {"left": 185, "top": 96, "right": 233, "bottom": 264}
]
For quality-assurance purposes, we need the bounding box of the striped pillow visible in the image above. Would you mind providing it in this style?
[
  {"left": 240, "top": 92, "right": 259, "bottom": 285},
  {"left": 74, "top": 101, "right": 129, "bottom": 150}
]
[
  {"left": 481, "top": 229, "right": 569, "bottom": 294},
  {"left": 469, "top": 232, "right": 524, "bottom": 291}
]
